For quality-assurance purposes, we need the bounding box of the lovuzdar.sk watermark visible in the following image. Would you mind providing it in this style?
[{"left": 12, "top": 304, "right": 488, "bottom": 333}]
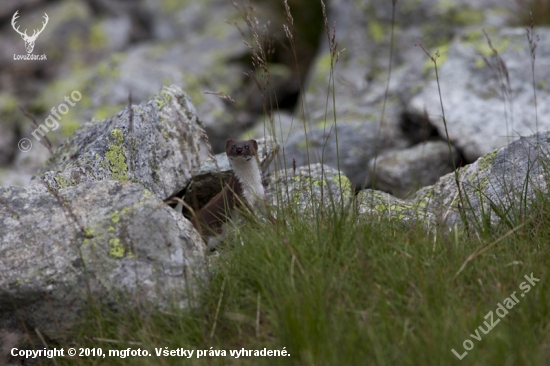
[
  {"left": 451, "top": 273, "right": 540, "bottom": 360},
  {"left": 12, "top": 10, "right": 48, "bottom": 60}
]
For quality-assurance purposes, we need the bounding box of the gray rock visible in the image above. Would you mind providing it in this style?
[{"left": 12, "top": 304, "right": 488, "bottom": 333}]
[
  {"left": 29, "top": 0, "right": 249, "bottom": 153},
  {"left": 266, "top": 163, "right": 353, "bottom": 213},
  {"left": 358, "top": 131, "right": 550, "bottom": 229},
  {"left": 357, "top": 189, "right": 436, "bottom": 228},
  {"left": 368, "top": 141, "right": 460, "bottom": 197},
  {"left": 315, "top": 0, "right": 517, "bottom": 105},
  {"left": 0, "top": 180, "right": 205, "bottom": 337},
  {"left": 282, "top": 118, "right": 408, "bottom": 189},
  {"left": 410, "top": 27, "right": 550, "bottom": 162},
  {"left": 35, "top": 85, "right": 203, "bottom": 200},
  {"left": 292, "top": 0, "right": 520, "bottom": 190}
]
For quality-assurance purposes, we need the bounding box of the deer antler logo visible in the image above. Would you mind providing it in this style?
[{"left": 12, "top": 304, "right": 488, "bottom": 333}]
[{"left": 11, "top": 10, "right": 49, "bottom": 54}]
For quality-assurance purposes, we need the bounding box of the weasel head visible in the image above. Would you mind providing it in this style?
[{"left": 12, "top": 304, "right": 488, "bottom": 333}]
[{"left": 225, "top": 139, "right": 258, "bottom": 162}]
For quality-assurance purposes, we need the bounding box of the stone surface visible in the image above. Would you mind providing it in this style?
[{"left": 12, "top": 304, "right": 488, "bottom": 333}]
[
  {"left": 410, "top": 27, "right": 550, "bottom": 162},
  {"left": 358, "top": 131, "right": 550, "bottom": 229},
  {"left": 282, "top": 119, "right": 408, "bottom": 189},
  {"left": 35, "top": 85, "right": 203, "bottom": 200},
  {"left": 0, "top": 180, "right": 205, "bottom": 337},
  {"left": 368, "top": 141, "right": 460, "bottom": 197},
  {"left": 28, "top": 0, "right": 249, "bottom": 153},
  {"left": 357, "top": 189, "right": 436, "bottom": 228},
  {"left": 288, "top": 0, "right": 520, "bottom": 190},
  {"left": 266, "top": 163, "right": 353, "bottom": 213}
]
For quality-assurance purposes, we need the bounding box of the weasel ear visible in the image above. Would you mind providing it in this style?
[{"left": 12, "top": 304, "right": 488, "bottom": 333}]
[
  {"left": 225, "top": 139, "right": 233, "bottom": 151},
  {"left": 250, "top": 139, "right": 258, "bottom": 152}
]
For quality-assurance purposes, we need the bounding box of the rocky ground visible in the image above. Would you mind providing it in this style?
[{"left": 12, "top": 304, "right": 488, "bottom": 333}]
[
  {"left": 1, "top": 0, "right": 545, "bottom": 194},
  {"left": 1, "top": 0, "right": 550, "bottom": 360}
]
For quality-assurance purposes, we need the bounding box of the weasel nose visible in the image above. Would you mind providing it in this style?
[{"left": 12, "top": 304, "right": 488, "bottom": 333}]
[{"left": 236, "top": 147, "right": 242, "bottom": 153}]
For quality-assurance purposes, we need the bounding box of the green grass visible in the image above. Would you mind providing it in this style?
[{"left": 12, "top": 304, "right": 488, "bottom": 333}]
[{"left": 50, "top": 196, "right": 550, "bottom": 365}]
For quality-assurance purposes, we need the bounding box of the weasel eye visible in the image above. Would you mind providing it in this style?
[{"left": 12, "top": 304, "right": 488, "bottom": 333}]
[
  {"left": 231, "top": 145, "right": 235, "bottom": 149},
  {"left": 245, "top": 145, "right": 249, "bottom": 150}
]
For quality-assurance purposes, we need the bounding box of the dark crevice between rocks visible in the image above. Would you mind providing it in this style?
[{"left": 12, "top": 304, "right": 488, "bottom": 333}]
[
  {"left": 227, "top": 0, "right": 326, "bottom": 121},
  {"left": 399, "top": 110, "right": 470, "bottom": 166},
  {"left": 399, "top": 111, "right": 439, "bottom": 145}
]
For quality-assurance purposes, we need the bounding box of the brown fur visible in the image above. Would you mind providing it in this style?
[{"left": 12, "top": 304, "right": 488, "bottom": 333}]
[{"left": 193, "top": 176, "right": 242, "bottom": 237}]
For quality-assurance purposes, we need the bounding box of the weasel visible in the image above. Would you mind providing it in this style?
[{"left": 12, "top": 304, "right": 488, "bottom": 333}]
[{"left": 193, "top": 139, "right": 265, "bottom": 238}]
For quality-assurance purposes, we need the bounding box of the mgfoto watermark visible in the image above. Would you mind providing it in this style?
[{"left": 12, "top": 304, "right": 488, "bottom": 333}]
[
  {"left": 451, "top": 273, "right": 540, "bottom": 360},
  {"left": 18, "top": 90, "right": 82, "bottom": 152}
]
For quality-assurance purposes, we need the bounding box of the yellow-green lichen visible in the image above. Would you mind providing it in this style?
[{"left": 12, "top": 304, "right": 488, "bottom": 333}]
[
  {"left": 478, "top": 178, "right": 489, "bottom": 191},
  {"left": 111, "top": 129, "right": 124, "bottom": 144},
  {"left": 332, "top": 174, "right": 353, "bottom": 197},
  {"left": 423, "top": 44, "right": 450, "bottom": 73},
  {"left": 311, "top": 177, "right": 328, "bottom": 189},
  {"left": 54, "top": 175, "right": 74, "bottom": 189},
  {"left": 105, "top": 129, "right": 128, "bottom": 182},
  {"left": 314, "top": 52, "right": 333, "bottom": 84},
  {"left": 111, "top": 210, "right": 120, "bottom": 223},
  {"left": 375, "top": 204, "right": 387, "bottom": 212},
  {"left": 89, "top": 22, "right": 107, "bottom": 50},
  {"left": 109, "top": 238, "right": 125, "bottom": 258},
  {"left": 368, "top": 20, "right": 385, "bottom": 43},
  {"left": 83, "top": 227, "right": 94, "bottom": 237},
  {"left": 477, "top": 149, "right": 499, "bottom": 171}
]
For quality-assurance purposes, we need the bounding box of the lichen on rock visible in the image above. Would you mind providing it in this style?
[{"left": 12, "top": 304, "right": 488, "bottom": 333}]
[{"left": 36, "top": 85, "right": 203, "bottom": 200}]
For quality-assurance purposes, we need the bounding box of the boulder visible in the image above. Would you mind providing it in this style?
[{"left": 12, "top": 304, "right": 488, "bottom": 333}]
[
  {"left": 281, "top": 118, "right": 408, "bottom": 189},
  {"left": 290, "top": 0, "right": 520, "bottom": 189},
  {"left": 0, "top": 180, "right": 205, "bottom": 337},
  {"left": 357, "top": 189, "right": 436, "bottom": 228},
  {"left": 266, "top": 163, "right": 353, "bottom": 213},
  {"left": 410, "top": 28, "right": 550, "bottom": 162},
  {"left": 28, "top": 0, "right": 249, "bottom": 153},
  {"left": 36, "top": 85, "right": 203, "bottom": 200},
  {"left": 358, "top": 131, "right": 550, "bottom": 229},
  {"left": 367, "top": 141, "right": 460, "bottom": 197}
]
